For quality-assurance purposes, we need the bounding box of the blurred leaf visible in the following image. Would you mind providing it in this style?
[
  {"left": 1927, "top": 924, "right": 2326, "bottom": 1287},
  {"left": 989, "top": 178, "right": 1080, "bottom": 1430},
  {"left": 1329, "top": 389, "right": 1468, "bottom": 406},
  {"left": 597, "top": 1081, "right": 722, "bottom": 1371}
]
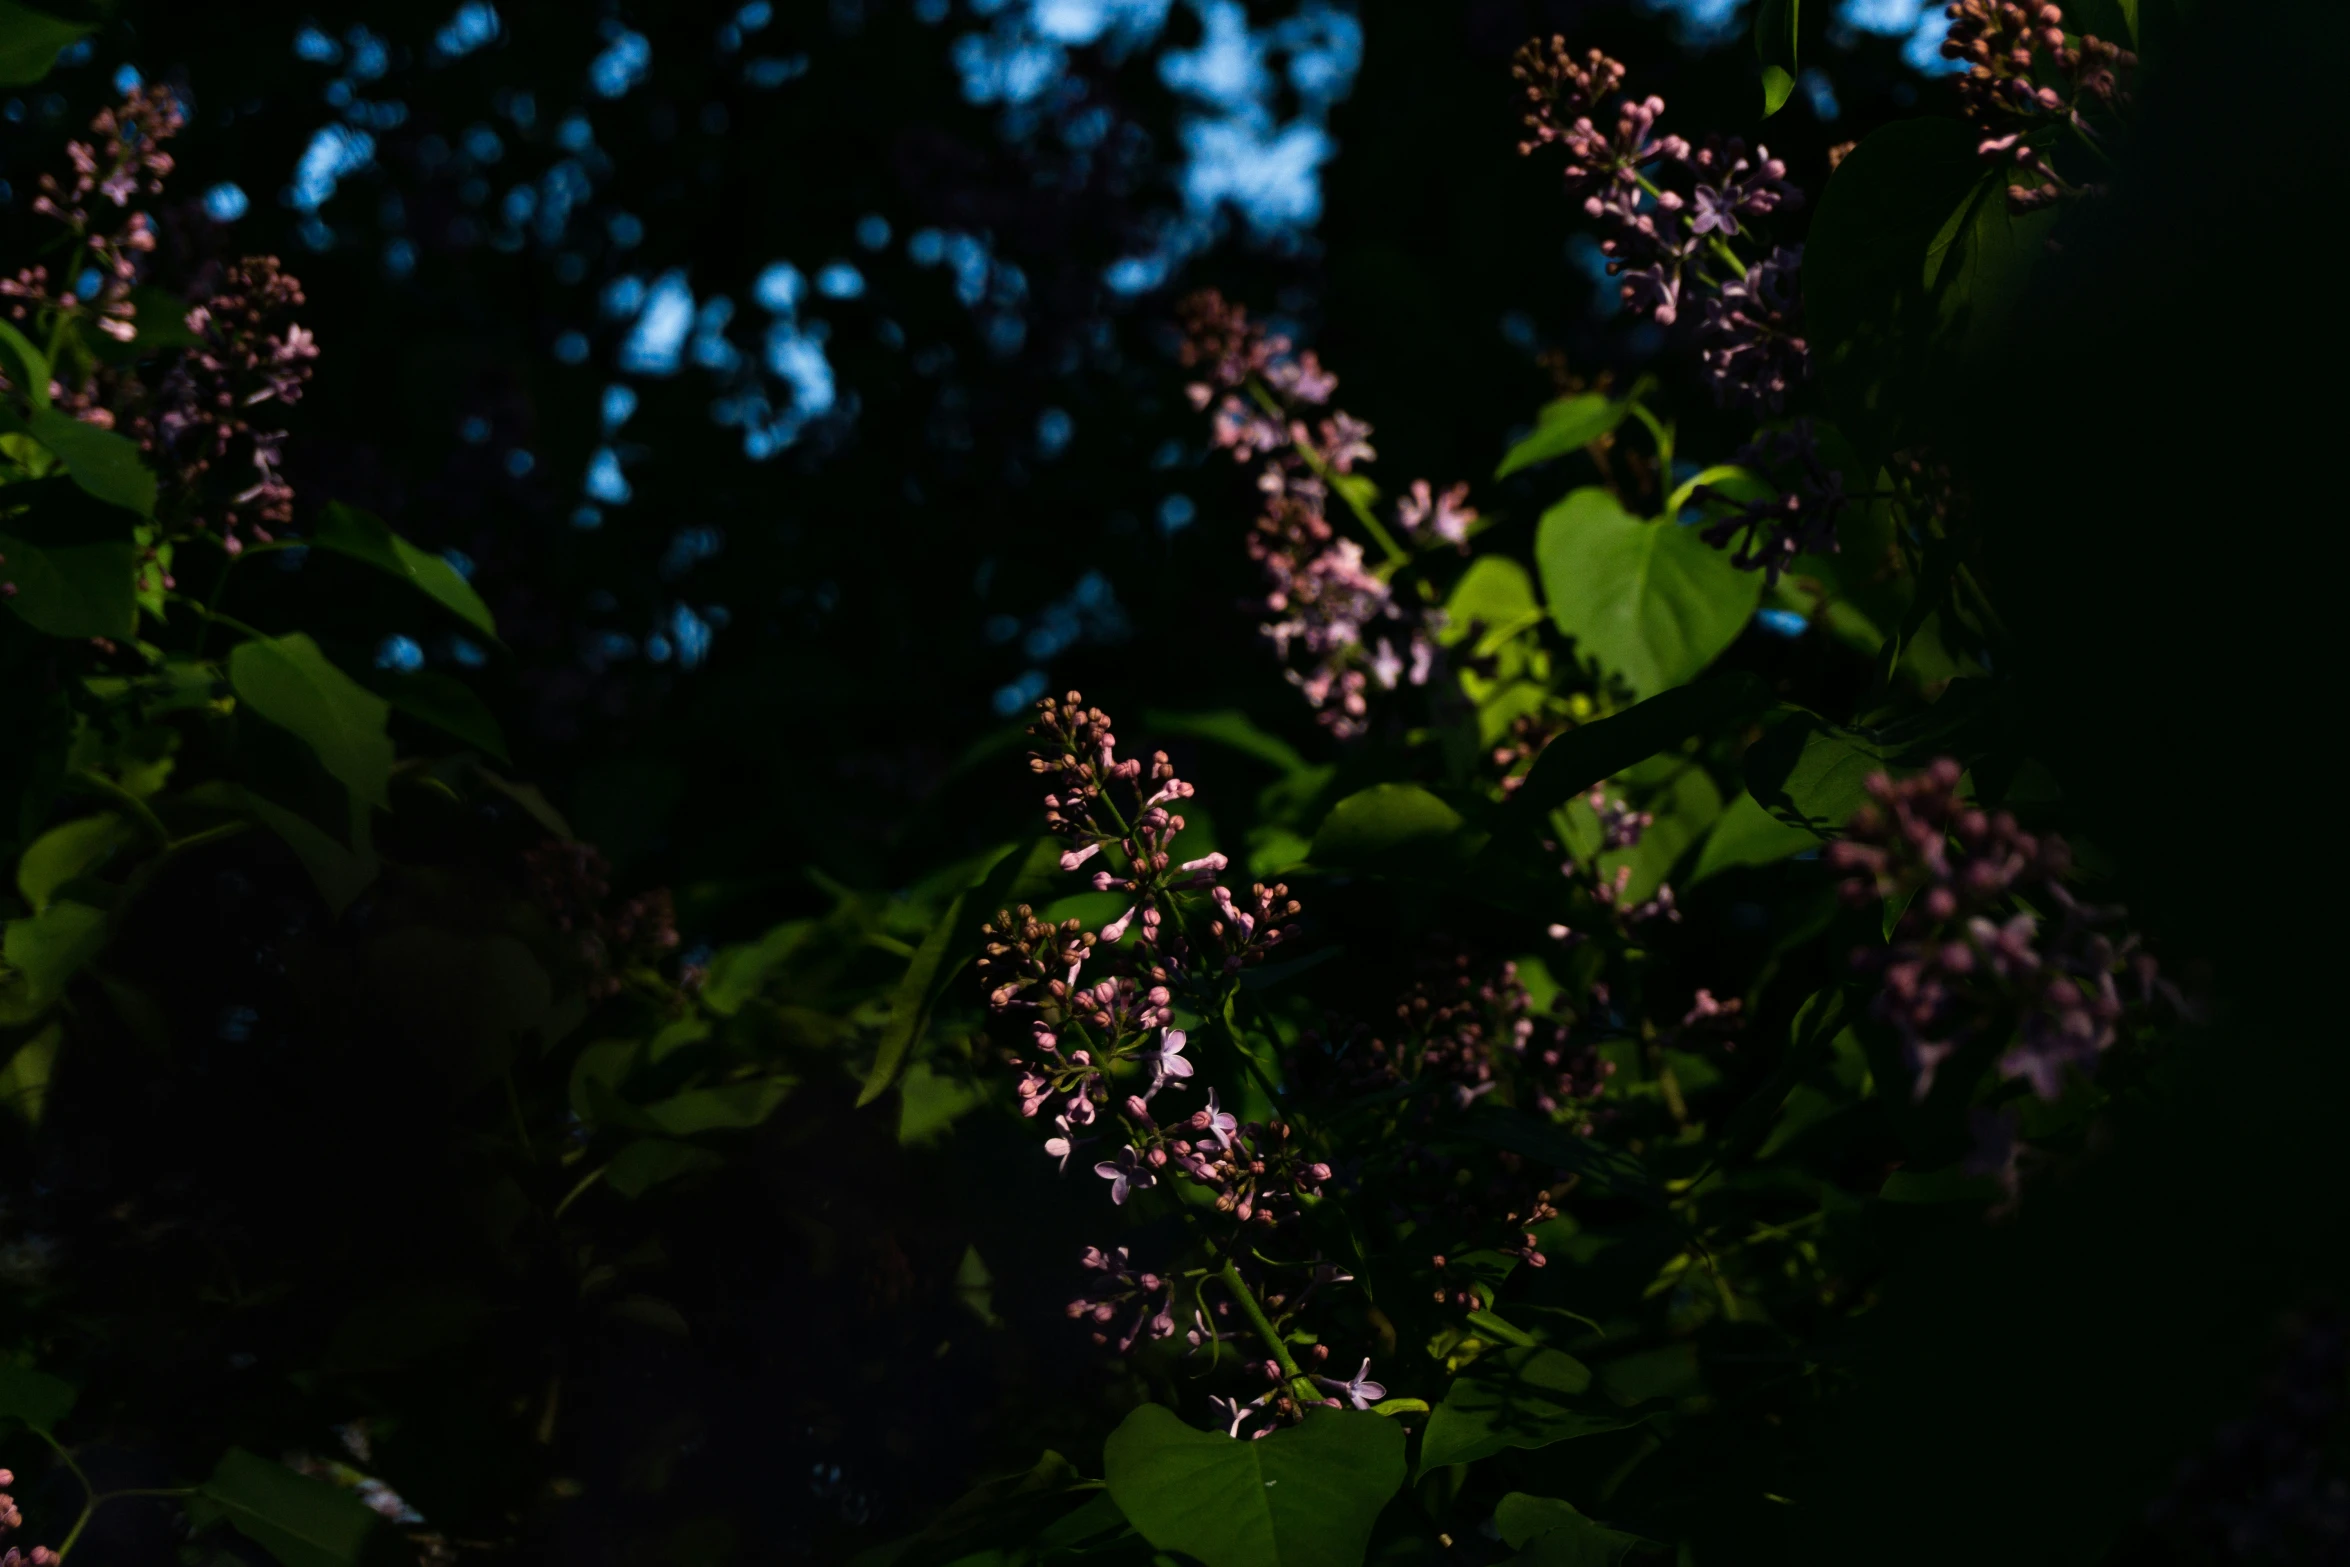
[
  {"left": 0, "top": 320, "right": 51, "bottom": 408},
  {"left": 1420, "top": 1346, "right": 1646, "bottom": 1475},
  {"left": 126, "top": 284, "right": 203, "bottom": 349},
  {"left": 27, "top": 409, "right": 156, "bottom": 516},
  {"left": 0, "top": 901, "right": 106, "bottom": 1025},
  {"left": 858, "top": 841, "right": 1025, "bottom": 1107},
  {"left": 0, "top": 1, "right": 88, "bottom": 84},
  {"left": 229, "top": 633, "right": 394, "bottom": 811},
  {"left": 1686, "top": 790, "right": 1818, "bottom": 886},
  {"left": 1495, "top": 1494, "right": 1652, "bottom": 1565},
  {"left": 1442, "top": 556, "right": 1541, "bottom": 647},
  {"left": 0, "top": 1361, "right": 75, "bottom": 1431},
  {"left": 376, "top": 668, "right": 509, "bottom": 762},
  {"left": 1458, "top": 1108, "right": 1656, "bottom": 1201},
  {"left": 1104, "top": 1405, "right": 1404, "bottom": 1567},
  {"left": 199, "top": 1447, "right": 388, "bottom": 1567},
  {"left": 1309, "top": 783, "right": 1467, "bottom": 869},
  {"left": 700, "top": 920, "right": 817, "bottom": 1016},
  {"left": 0, "top": 1022, "right": 60, "bottom": 1126},
  {"left": 638, "top": 1077, "right": 794, "bottom": 1135},
  {"left": 15, "top": 811, "right": 132, "bottom": 910},
  {"left": 1497, "top": 394, "right": 1627, "bottom": 480},
  {"left": 313, "top": 503, "right": 498, "bottom": 638},
  {"left": 1143, "top": 708, "right": 1309, "bottom": 776},
  {"left": 1756, "top": 0, "right": 1799, "bottom": 117},
  {"left": 607, "top": 1137, "right": 723, "bottom": 1198},
  {"left": 1536, "top": 488, "right": 1762, "bottom": 698},
  {"left": 0, "top": 531, "right": 137, "bottom": 638}
]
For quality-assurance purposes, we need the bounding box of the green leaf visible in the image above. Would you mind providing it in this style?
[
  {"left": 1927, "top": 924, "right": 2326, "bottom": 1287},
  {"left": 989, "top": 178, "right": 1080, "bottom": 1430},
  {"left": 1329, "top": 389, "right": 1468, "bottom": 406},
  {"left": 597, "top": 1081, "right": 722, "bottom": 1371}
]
[
  {"left": 700, "top": 920, "right": 817, "bottom": 1016},
  {"left": 1536, "top": 488, "right": 1763, "bottom": 698},
  {"left": 377, "top": 668, "right": 509, "bottom": 761},
  {"left": 1495, "top": 1494, "right": 1652, "bottom": 1565},
  {"left": 606, "top": 1137, "right": 724, "bottom": 1198},
  {"left": 637, "top": 1077, "right": 795, "bottom": 1135},
  {"left": 1142, "top": 708, "right": 1309, "bottom": 776},
  {"left": 126, "top": 284, "right": 202, "bottom": 349},
  {"left": 1441, "top": 556, "right": 1541, "bottom": 647},
  {"left": 1739, "top": 712, "right": 1895, "bottom": 836},
  {"left": 313, "top": 502, "right": 498, "bottom": 638},
  {"left": 1686, "top": 790, "right": 1818, "bottom": 886},
  {"left": 1309, "top": 782, "right": 1468, "bottom": 871},
  {"left": 1103, "top": 1404, "right": 1405, "bottom": 1567},
  {"left": 0, "top": 530, "right": 137, "bottom": 638},
  {"left": 229, "top": 633, "right": 395, "bottom": 811},
  {"left": 238, "top": 787, "right": 380, "bottom": 916},
  {"left": 0, "top": 900, "right": 107, "bottom": 1025},
  {"left": 1805, "top": 120, "right": 2055, "bottom": 465},
  {"left": 0, "top": 1021, "right": 61, "bottom": 1126},
  {"left": 1419, "top": 1346, "right": 1649, "bottom": 1476},
  {"left": 199, "top": 1447, "right": 389, "bottom": 1567},
  {"left": 0, "top": 0, "right": 92, "bottom": 86},
  {"left": 1496, "top": 394, "right": 1627, "bottom": 480},
  {"left": 1741, "top": 691, "right": 1995, "bottom": 835},
  {"left": 0, "top": 319, "right": 51, "bottom": 408},
  {"left": 27, "top": 409, "right": 157, "bottom": 516},
  {"left": 16, "top": 811, "right": 133, "bottom": 910},
  {"left": 0, "top": 1361, "right": 76, "bottom": 1432},
  {"left": 1502, "top": 673, "right": 1767, "bottom": 827},
  {"left": 857, "top": 841, "right": 1026, "bottom": 1107},
  {"left": 1755, "top": 0, "right": 1799, "bottom": 118},
  {"left": 1458, "top": 1108, "right": 1656, "bottom": 1201}
]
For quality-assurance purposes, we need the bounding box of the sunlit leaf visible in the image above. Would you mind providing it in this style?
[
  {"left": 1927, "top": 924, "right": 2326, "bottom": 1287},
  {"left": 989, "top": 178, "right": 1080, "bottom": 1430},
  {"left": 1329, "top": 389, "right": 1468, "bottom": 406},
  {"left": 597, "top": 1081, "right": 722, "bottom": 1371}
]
[
  {"left": 15, "top": 811, "right": 133, "bottom": 910},
  {"left": 1755, "top": 0, "right": 1799, "bottom": 118},
  {"left": 1496, "top": 394, "right": 1626, "bottom": 480},
  {"left": 1104, "top": 1404, "right": 1404, "bottom": 1567},
  {"left": 1309, "top": 783, "right": 1467, "bottom": 869},
  {"left": 1536, "top": 488, "right": 1762, "bottom": 698}
]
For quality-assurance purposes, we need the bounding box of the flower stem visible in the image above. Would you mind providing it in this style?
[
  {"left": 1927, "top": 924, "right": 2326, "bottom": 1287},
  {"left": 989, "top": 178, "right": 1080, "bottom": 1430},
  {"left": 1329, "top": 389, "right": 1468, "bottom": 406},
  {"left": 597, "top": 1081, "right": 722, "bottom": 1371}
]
[{"left": 1219, "top": 1258, "right": 1318, "bottom": 1404}]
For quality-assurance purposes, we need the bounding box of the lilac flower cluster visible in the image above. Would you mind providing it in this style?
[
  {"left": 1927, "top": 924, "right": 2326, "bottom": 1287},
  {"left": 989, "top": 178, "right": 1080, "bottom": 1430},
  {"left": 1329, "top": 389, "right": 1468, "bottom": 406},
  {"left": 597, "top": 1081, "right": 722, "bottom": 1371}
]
[
  {"left": 1698, "top": 420, "right": 1849, "bottom": 583},
  {"left": 979, "top": 693, "right": 1387, "bottom": 1428},
  {"left": 1943, "top": 1, "right": 2137, "bottom": 212},
  {"left": 0, "top": 1471, "right": 55, "bottom": 1567},
  {"left": 145, "top": 256, "right": 322, "bottom": 543},
  {"left": 1827, "top": 759, "right": 2163, "bottom": 1101},
  {"left": 1177, "top": 292, "right": 1453, "bottom": 738},
  {"left": 522, "top": 840, "right": 683, "bottom": 1001},
  {"left": 1512, "top": 39, "right": 1807, "bottom": 412},
  {"left": 0, "top": 88, "right": 181, "bottom": 347},
  {"left": 0, "top": 93, "right": 321, "bottom": 551}
]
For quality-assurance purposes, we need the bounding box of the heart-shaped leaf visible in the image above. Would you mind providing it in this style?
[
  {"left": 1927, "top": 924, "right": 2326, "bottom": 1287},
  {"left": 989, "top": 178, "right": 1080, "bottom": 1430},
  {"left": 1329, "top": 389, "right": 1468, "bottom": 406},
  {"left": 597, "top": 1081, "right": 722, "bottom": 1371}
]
[
  {"left": 1104, "top": 1404, "right": 1405, "bottom": 1567},
  {"left": 1536, "top": 488, "right": 1762, "bottom": 698},
  {"left": 1420, "top": 1346, "right": 1649, "bottom": 1475}
]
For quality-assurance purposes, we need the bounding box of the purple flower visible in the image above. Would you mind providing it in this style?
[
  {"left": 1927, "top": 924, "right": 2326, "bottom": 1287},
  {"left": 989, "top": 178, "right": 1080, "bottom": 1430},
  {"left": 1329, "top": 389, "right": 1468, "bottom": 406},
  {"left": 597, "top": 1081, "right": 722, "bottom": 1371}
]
[
  {"left": 1150, "top": 1028, "right": 1195, "bottom": 1091},
  {"left": 1043, "top": 1114, "right": 1091, "bottom": 1173},
  {"left": 1093, "top": 1145, "right": 1157, "bottom": 1206},
  {"left": 1311, "top": 1358, "right": 1388, "bottom": 1410},
  {"left": 1696, "top": 245, "right": 1808, "bottom": 414},
  {"left": 1191, "top": 1087, "right": 1238, "bottom": 1151}
]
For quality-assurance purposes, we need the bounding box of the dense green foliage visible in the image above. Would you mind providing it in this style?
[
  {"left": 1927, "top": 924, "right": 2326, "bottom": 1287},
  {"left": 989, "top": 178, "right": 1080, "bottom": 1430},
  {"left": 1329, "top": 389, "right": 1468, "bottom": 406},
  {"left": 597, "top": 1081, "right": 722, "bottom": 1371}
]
[{"left": 1, "top": 1, "right": 2346, "bottom": 1565}]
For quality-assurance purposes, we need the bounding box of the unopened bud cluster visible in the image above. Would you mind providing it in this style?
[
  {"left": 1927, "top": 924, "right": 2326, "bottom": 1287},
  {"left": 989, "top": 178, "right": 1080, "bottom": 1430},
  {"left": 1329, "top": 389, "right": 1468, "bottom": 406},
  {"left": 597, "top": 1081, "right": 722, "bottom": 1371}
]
[{"left": 1827, "top": 759, "right": 2166, "bottom": 1103}]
